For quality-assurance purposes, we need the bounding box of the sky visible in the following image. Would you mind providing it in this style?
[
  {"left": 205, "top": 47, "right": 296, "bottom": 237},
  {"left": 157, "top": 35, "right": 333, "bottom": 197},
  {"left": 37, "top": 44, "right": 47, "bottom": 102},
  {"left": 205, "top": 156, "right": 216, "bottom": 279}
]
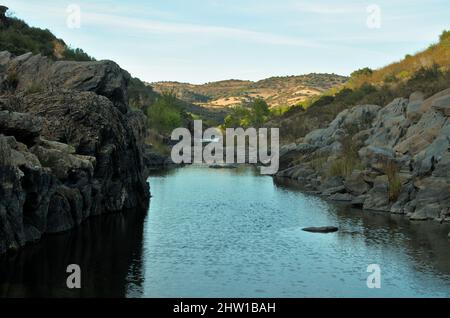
[{"left": 3, "top": 0, "right": 450, "bottom": 84}]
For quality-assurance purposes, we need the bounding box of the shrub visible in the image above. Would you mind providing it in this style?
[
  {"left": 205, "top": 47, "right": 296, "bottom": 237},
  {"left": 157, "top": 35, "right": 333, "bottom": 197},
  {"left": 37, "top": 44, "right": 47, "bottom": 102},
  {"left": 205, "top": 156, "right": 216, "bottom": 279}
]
[
  {"left": 326, "top": 133, "right": 363, "bottom": 177},
  {"left": 5, "top": 70, "right": 19, "bottom": 91},
  {"left": 382, "top": 161, "right": 402, "bottom": 202},
  {"left": 223, "top": 98, "right": 269, "bottom": 128},
  {"left": 25, "top": 83, "right": 44, "bottom": 95},
  {"left": 147, "top": 91, "right": 183, "bottom": 134},
  {"left": 309, "top": 152, "right": 330, "bottom": 172}
]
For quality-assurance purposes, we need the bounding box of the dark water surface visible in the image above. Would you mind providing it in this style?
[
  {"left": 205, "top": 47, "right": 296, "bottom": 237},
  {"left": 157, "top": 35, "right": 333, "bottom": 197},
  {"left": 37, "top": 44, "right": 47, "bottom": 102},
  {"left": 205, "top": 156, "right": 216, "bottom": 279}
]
[{"left": 1, "top": 166, "right": 450, "bottom": 297}]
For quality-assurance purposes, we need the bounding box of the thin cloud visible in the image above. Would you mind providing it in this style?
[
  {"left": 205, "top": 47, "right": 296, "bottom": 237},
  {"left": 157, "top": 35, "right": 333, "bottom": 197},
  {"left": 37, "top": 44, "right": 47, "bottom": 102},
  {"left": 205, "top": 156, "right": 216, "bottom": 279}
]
[
  {"left": 83, "top": 12, "right": 324, "bottom": 48},
  {"left": 294, "top": 1, "right": 364, "bottom": 14}
]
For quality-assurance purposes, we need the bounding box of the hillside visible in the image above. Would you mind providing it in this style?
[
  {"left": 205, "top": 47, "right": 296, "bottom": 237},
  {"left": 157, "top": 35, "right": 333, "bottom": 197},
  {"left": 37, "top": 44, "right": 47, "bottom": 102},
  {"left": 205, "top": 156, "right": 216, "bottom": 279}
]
[
  {"left": 0, "top": 7, "right": 224, "bottom": 130},
  {"left": 269, "top": 30, "right": 450, "bottom": 143},
  {"left": 348, "top": 30, "right": 450, "bottom": 88},
  {"left": 152, "top": 73, "right": 348, "bottom": 109}
]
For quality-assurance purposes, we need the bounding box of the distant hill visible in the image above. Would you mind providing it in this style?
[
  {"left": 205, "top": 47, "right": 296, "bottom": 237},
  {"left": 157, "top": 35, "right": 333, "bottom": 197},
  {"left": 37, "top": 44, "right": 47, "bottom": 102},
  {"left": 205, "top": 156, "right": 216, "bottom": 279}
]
[
  {"left": 152, "top": 73, "right": 348, "bottom": 109},
  {"left": 268, "top": 30, "right": 450, "bottom": 143},
  {"left": 0, "top": 6, "right": 224, "bottom": 127}
]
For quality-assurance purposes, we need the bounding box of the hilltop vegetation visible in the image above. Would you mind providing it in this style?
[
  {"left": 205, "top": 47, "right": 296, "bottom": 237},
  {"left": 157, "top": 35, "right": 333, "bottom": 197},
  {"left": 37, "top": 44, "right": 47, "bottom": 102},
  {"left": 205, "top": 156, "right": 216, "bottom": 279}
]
[
  {"left": 348, "top": 31, "right": 450, "bottom": 88},
  {"left": 0, "top": 7, "right": 93, "bottom": 61},
  {"left": 153, "top": 73, "right": 348, "bottom": 109},
  {"left": 270, "top": 30, "right": 450, "bottom": 143}
]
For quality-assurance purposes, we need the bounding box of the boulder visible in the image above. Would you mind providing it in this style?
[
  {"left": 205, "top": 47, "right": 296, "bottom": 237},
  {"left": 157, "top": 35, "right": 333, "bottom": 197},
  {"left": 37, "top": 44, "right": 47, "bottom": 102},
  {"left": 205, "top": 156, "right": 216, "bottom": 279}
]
[
  {"left": 0, "top": 111, "right": 43, "bottom": 145},
  {"left": 39, "top": 138, "right": 76, "bottom": 154},
  {"left": 351, "top": 195, "right": 368, "bottom": 208},
  {"left": 1, "top": 53, "right": 131, "bottom": 113},
  {"left": 31, "top": 145, "right": 94, "bottom": 180},
  {"left": 394, "top": 135, "right": 430, "bottom": 156},
  {"left": 363, "top": 175, "right": 391, "bottom": 211},
  {"left": 405, "top": 109, "right": 446, "bottom": 143},
  {"left": 366, "top": 98, "right": 409, "bottom": 148},
  {"left": 322, "top": 185, "right": 346, "bottom": 196},
  {"left": 409, "top": 91, "right": 425, "bottom": 103},
  {"left": 304, "top": 104, "right": 380, "bottom": 147},
  {"left": 359, "top": 146, "right": 395, "bottom": 171},
  {"left": 433, "top": 152, "right": 450, "bottom": 178},
  {"left": 319, "top": 176, "right": 344, "bottom": 191},
  {"left": 344, "top": 171, "right": 371, "bottom": 195},
  {"left": 411, "top": 177, "right": 449, "bottom": 221},
  {"left": 412, "top": 129, "right": 449, "bottom": 176},
  {"left": 431, "top": 94, "right": 450, "bottom": 116},
  {"left": 406, "top": 92, "right": 425, "bottom": 123},
  {"left": 390, "top": 182, "right": 414, "bottom": 214},
  {"left": 420, "top": 87, "right": 450, "bottom": 113},
  {"left": 303, "top": 226, "right": 338, "bottom": 233},
  {"left": 329, "top": 193, "right": 353, "bottom": 201}
]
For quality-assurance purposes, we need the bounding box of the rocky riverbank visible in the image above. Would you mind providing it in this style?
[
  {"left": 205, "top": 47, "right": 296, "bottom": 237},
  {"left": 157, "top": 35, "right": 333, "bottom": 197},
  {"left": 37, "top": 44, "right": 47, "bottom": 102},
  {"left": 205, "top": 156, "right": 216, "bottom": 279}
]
[
  {"left": 0, "top": 51, "right": 155, "bottom": 254},
  {"left": 276, "top": 89, "right": 450, "bottom": 226}
]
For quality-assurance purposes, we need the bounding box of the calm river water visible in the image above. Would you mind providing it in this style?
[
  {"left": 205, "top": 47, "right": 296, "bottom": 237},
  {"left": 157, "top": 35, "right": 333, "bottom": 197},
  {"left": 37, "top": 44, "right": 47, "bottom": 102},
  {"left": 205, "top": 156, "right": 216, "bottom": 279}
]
[{"left": 1, "top": 166, "right": 450, "bottom": 297}]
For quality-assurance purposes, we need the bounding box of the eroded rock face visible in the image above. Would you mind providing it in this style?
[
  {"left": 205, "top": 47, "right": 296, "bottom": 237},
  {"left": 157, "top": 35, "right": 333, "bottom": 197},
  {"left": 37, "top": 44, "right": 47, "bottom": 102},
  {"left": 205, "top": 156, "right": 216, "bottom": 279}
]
[
  {"left": 277, "top": 87, "right": 450, "bottom": 224},
  {"left": 0, "top": 52, "right": 150, "bottom": 254},
  {"left": 304, "top": 104, "right": 381, "bottom": 147},
  {"left": 0, "top": 52, "right": 131, "bottom": 113}
]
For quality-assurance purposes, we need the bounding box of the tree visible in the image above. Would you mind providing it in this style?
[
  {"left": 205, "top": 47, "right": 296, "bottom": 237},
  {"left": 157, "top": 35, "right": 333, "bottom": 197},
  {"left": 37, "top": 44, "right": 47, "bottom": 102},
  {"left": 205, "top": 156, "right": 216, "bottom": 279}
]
[
  {"left": 147, "top": 91, "right": 182, "bottom": 134},
  {"left": 251, "top": 98, "right": 270, "bottom": 127},
  {"left": 439, "top": 30, "right": 450, "bottom": 43},
  {"left": 350, "top": 67, "right": 373, "bottom": 78}
]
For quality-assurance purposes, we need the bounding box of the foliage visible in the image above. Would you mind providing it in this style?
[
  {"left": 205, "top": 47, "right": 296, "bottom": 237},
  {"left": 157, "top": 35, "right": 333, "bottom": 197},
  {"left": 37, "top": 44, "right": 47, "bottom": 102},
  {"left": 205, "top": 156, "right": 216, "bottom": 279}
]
[
  {"left": 63, "top": 47, "right": 94, "bottom": 61},
  {"left": 4, "top": 70, "right": 19, "bottom": 92},
  {"left": 24, "top": 83, "right": 45, "bottom": 95},
  {"left": 223, "top": 98, "right": 270, "bottom": 128},
  {"left": 326, "top": 135, "right": 362, "bottom": 178},
  {"left": 382, "top": 161, "right": 402, "bottom": 202},
  {"left": 147, "top": 91, "right": 183, "bottom": 134},
  {"left": 350, "top": 67, "right": 373, "bottom": 78},
  {"left": 128, "top": 77, "right": 159, "bottom": 111},
  {"left": 0, "top": 13, "right": 94, "bottom": 61}
]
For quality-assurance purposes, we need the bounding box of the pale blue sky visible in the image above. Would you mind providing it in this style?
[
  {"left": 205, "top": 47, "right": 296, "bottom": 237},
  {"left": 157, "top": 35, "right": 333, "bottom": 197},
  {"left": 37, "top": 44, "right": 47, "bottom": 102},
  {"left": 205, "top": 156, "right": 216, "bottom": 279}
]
[{"left": 3, "top": 0, "right": 449, "bottom": 83}]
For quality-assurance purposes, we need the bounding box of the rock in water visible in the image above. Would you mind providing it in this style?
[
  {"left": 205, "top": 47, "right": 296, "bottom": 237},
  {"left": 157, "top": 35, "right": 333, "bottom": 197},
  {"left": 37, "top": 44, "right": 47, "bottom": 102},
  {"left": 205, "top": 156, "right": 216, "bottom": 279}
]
[{"left": 302, "top": 226, "right": 339, "bottom": 233}]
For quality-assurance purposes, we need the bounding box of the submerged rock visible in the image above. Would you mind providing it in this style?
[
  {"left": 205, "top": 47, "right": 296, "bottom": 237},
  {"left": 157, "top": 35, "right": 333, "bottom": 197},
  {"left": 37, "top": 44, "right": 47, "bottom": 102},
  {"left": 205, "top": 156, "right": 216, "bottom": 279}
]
[
  {"left": 303, "top": 226, "right": 339, "bottom": 233},
  {"left": 209, "top": 163, "right": 238, "bottom": 169}
]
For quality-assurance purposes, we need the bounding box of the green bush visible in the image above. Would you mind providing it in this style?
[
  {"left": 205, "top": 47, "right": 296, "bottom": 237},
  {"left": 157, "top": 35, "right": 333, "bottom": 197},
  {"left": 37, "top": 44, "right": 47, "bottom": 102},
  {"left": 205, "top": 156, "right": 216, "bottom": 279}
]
[
  {"left": 382, "top": 161, "right": 402, "bottom": 202},
  {"left": 24, "top": 83, "right": 45, "bottom": 95},
  {"left": 0, "top": 14, "right": 94, "bottom": 61},
  {"left": 4, "top": 70, "right": 19, "bottom": 91},
  {"left": 223, "top": 98, "right": 270, "bottom": 128},
  {"left": 147, "top": 91, "right": 183, "bottom": 134}
]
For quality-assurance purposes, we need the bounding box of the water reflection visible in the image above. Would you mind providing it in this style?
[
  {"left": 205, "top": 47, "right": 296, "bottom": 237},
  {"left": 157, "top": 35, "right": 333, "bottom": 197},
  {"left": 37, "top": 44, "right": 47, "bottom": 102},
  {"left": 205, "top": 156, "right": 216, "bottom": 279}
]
[
  {"left": 0, "top": 167, "right": 449, "bottom": 298},
  {"left": 275, "top": 177, "right": 450, "bottom": 280},
  {"left": 0, "top": 209, "right": 146, "bottom": 298}
]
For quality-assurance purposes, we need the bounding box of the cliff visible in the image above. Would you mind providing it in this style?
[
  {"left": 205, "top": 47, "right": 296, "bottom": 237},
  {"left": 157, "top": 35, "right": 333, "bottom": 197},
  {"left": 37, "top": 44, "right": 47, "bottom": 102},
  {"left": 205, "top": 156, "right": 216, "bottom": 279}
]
[{"left": 0, "top": 52, "right": 150, "bottom": 254}]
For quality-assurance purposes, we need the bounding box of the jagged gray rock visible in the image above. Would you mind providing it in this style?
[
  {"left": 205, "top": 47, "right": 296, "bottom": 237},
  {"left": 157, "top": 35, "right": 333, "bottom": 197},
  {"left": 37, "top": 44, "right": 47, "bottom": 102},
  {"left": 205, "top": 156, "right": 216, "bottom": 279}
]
[
  {"left": 0, "top": 52, "right": 150, "bottom": 254},
  {"left": 277, "top": 87, "right": 450, "bottom": 222}
]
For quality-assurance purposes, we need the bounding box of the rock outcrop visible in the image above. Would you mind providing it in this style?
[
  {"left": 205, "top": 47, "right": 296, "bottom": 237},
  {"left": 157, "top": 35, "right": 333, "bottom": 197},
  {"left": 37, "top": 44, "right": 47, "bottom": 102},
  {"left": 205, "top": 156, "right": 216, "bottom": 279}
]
[
  {"left": 0, "top": 52, "right": 150, "bottom": 254},
  {"left": 277, "top": 89, "right": 450, "bottom": 224}
]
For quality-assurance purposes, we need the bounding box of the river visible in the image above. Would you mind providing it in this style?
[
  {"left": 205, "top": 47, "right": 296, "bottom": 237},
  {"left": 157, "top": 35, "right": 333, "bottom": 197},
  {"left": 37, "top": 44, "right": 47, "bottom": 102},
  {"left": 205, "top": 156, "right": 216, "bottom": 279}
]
[{"left": 1, "top": 166, "right": 450, "bottom": 297}]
